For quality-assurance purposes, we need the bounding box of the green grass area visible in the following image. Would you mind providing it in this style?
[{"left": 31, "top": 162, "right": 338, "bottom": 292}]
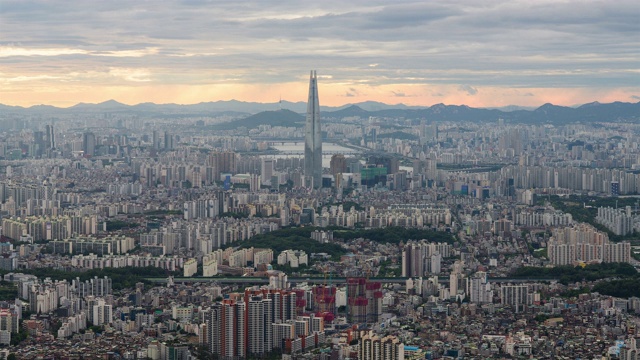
[{"left": 533, "top": 248, "right": 548, "bottom": 259}]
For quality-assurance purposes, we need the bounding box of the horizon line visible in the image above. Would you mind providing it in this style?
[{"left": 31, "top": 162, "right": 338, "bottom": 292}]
[{"left": 2, "top": 98, "right": 637, "bottom": 111}]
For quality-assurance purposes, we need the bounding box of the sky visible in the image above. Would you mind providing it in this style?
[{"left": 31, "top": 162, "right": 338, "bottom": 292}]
[{"left": 1, "top": 0, "right": 639, "bottom": 108}]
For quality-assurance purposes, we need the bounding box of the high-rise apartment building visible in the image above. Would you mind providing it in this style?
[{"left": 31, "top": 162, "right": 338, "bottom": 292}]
[
  {"left": 204, "top": 290, "right": 304, "bottom": 358},
  {"left": 501, "top": 284, "right": 530, "bottom": 312},
  {"left": 304, "top": 70, "right": 322, "bottom": 189},
  {"left": 466, "top": 271, "right": 493, "bottom": 304},
  {"left": 358, "top": 330, "right": 405, "bottom": 360},
  {"left": 402, "top": 241, "right": 451, "bottom": 277},
  {"left": 346, "top": 278, "right": 382, "bottom": 324},
  {"left": 548, "top": 224, "right": 631, "bottom": 265}
]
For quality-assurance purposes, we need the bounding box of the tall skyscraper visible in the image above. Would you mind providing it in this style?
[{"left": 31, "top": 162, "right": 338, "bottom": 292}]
[
  {"left": 261, "top": 158, "right": 274, "bottom": 185},
  {"left": 164, "top": 131, "right": 174, "bottom": 151},
  {"left": 82, "top": 132, "right": 96, "bottom": 157},
  {"left": 152, "top": 130, "right": 160, "bottom": 150},
  {"left": 45, "top": 124, "right": 55, "bottom": 149},
  {"left": 330, "top": 154, "right": 347, "bottom": 177},
  {"left": 304, "top": 70, "right": 322, "bottom": 189}
]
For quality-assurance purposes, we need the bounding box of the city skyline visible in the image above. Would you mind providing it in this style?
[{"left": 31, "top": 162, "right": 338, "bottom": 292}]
[{"left": 1, "top": 0, "right": 638, "bottom": 108}]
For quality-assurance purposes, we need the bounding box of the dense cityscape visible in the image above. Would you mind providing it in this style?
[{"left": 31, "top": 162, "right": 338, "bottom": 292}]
[
  {"left": 2, "top": 0, "right": 640, "bottom": 359},
  {"left": 0, "top": 69, "right": 637, "bottom": 360}
]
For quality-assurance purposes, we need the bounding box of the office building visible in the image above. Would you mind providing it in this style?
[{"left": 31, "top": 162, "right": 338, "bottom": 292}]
[
  {"left": 304, "top": 70, "right": 322, "bottom": 188},
  {"left": 82, "top": 132, "right": 96, "bottom": 157},
  {"left": 45, "top": 124, "right": 55, "bottom": 149},
  {"left": 164, "top": 131, "right": 174, "bottom": 151},
  {"left": 262, "top": 158, "right": 274, "bottom": 185},
  {"left": 330, "top": 154, "right": 347, "bottom": 177}
]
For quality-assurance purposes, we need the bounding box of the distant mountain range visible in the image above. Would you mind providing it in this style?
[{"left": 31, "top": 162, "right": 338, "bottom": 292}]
[
  {"left": 0, "top": 99, "right": 418, "bottom": 115},
  {"left": 1, "top": 100, "right": 638, "bottom": 126}
]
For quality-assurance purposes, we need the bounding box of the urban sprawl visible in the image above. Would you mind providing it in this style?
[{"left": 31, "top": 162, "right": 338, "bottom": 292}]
[{"left": 0, "top": 73, "right": 639, "bottom": 360}]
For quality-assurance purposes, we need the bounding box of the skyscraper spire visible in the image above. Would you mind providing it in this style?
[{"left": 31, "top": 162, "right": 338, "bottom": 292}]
[{"left": 304, "top": 70, "right": 322, "bottom": 189}]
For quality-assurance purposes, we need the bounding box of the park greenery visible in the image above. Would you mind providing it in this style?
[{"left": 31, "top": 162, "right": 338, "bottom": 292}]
[
  {"left": 378, "top": 260, "right": 401, "bottom": 277},
  {"left": 237, "top": 228, "right": 346, "bottom": 261},
  {"left": 0, "top": 281, "right": 18, "bottom": 301},
  {"left": 512, "top": 262, "right": 638, "bottom": 288},
  {"left": 234, "top": 226, "right": 454, "bottom": 263},
  {"left": 538, "top": 195, "right": 640, "bottom": 241},
  {"left": 219, "top": 212, "right": 249, "bottom": 219},
  {"left": 0, "top": 266, "right": 175, "bottom": 291},
  {"left": 514, "top": 262, "right": 640, "bottom": 299},
  {"left": 333, "top": 226, "right": 455, "bottom": 244},
  {"left": 592, "top": 279, "right": 640, "bottom": 298},
  {"left": 144, "top": 209, "right": 183, "bottom": 216},
  {"left": 105, "top": 220, "right": 137, "bottom": 231}
]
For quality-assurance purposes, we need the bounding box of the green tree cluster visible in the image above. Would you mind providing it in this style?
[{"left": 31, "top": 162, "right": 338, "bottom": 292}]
[
  {"left": 592, "top": 279, "right": 640, "bottom": 298},
  {"left": 239, "top": 232, "right": 345, "bottom": 260},
  {"left": 105, "top": 220, "right": 137, "bottom": 231},
  {"left": 334, "top": 226, "right": 455, "bottom": 244},
  {"left": 0, "top": 266, "right": 174, "bottom": 291},
  {"left": 511, "top": 262, "right": 637, "bottom": 285},
  {"left": 0, "top": 281, "right": 18, "bottom": 301},
  {"left": 540, "top": 195, "right": 640, "bottom": 241}
]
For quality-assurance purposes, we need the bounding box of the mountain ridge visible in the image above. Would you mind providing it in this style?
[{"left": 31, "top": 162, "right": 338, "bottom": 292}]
[{"left": 1, "top": 100, "right": 638, "bottom": 126}]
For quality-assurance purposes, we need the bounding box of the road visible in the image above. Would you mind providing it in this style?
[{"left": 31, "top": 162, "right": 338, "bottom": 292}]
[{"left": 145, "top": 276, "right": 559, "bottom": 285}]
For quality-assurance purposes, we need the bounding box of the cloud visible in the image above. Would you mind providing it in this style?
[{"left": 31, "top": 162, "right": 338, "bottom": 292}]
[
  {"left": 109, "top": 68, "right": 151, "bottom": 82},
  {"left": 0, "top": 46, "right": 158, "bottom": 58},
  {"left": 0, "top": 46, "right": 87, "bottom": 57},
  {"left": 344, "top": 87, "right": 361, "bottom": 97},
  {"left": 631, "top": 95, "right": 640, "bottom": 100},
  {"left": 93, "top": 48, "right": 159, "bottom": 58},
  {"left": 1, "top": 74, "right": 63, "bottom": 83},
  {"left": 0, "top": 0, "right": 638, "bottom": 106},
  {"left": 458, "top": 85, "right": 478, "bottom": 96},
  {"left": 392, "top": 91, "right": 406, "bottom": 97}
]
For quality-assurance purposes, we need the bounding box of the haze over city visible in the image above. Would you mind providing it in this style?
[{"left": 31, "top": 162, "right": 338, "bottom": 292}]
[{"left": 1, "top": 0, "right": 639, "bottom": 108}]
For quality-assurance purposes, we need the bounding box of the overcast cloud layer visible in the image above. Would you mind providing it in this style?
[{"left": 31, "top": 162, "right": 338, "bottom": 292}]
[{"left": 1, "top": 0, "right": 639, "bottom": 107}]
